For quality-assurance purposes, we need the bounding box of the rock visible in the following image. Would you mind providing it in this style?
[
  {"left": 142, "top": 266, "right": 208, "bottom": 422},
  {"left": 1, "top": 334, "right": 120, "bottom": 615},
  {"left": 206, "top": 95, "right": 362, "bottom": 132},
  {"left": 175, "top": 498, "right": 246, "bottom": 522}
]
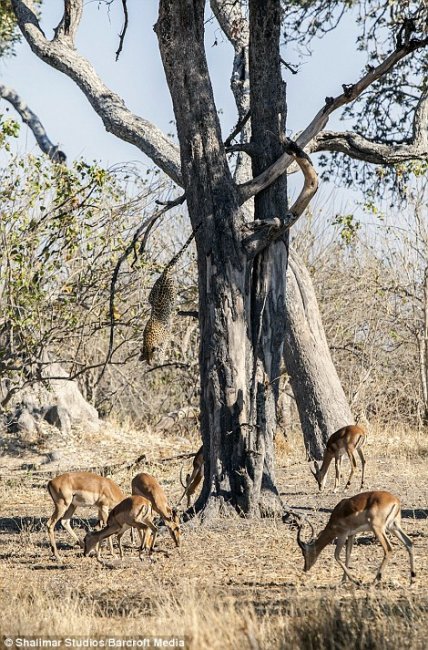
[
  {"left": 17, "top": 411, "right": 37, "bottom": 434},
  {"left": 8, "top": 354, "right": 100, "bottom": 432},
  {"left": 44, "top": 405, "right": 72, "bottom": 434}
]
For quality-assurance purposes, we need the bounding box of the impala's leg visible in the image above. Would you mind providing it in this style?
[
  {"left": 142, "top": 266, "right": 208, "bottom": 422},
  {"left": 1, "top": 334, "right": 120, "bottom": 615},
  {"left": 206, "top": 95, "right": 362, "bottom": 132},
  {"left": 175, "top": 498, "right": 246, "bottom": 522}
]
[
  {"left": 145, "top": 521, "right": 158, "bottom": 556},
  {"left": 345, "top": 449, "right": 357, "bottom": 490},
  {"left": 117, "top": 529, "right": 128, "bottom": 560},
  {"left": 85, "top": 522, "right": 122, "bottom": 560},
  {"left": 357, "top": 447, "right": 366, "bottom": 488},
  {"left": 335, "top": 535, "right": 360, "bottom": 584},
  {"left": 60, "top": 503, "right": 82, "bottom": 547},
  {"left": 99, "top": 506, "right": 115, "bottom": 557},
  {"left": 390, "top": 523, "right": 416, "bottom": 582},
  {"left": 47, "top": 498, "right": 70, "bottom": 560},
  {"left": 372, "top": 525, "right": 393, "bottom": 582},
  {"left": 134, "top": 523, "right": 157, "bottom": 559},
  {"left": 130, "top": 527, "right": 136, "bottom": 546},
  {"left": 334, "top": 455, "right": 341, "bottom": 493},
  {"left": 342, "top": 535, "right": 355, "bottom": 583},
  {"left": 137, "top": 527, "right": 148, "bottom": 559}
]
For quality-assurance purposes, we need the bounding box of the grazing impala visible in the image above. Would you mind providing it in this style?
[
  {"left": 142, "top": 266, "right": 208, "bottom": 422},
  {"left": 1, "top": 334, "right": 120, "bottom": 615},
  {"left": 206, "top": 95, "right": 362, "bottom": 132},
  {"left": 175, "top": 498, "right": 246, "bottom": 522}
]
[
  {"left": 84, "top": 495, "right": 158, "bottom": 560},
  {"left": 311, "top": 425, "right": 366, "bottom": 492},
  {"left": 47, "top": 472, "right": 124, "bottom": 560},
  {"left": 131, "top": 472, "right": 181, "bottom": 548},
  {"left": 178, "top": 445, "right": 204, "bottom": 509},
  {"left": 295, "top": 491, "right": 415, "bottom": 585}
]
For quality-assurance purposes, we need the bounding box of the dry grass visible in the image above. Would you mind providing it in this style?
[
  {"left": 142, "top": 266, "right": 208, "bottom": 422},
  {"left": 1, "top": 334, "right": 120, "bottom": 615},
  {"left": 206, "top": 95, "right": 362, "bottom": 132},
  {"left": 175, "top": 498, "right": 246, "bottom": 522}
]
[{"left": 1, "top": 421, "right": 427, "bottom": 649}]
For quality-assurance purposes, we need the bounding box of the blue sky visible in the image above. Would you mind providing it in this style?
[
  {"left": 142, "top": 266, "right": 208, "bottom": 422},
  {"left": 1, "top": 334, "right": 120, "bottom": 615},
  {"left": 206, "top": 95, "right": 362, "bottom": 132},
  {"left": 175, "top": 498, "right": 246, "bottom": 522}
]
[{"left": 0, "top": 1, "right": 366, "bottom": 207}]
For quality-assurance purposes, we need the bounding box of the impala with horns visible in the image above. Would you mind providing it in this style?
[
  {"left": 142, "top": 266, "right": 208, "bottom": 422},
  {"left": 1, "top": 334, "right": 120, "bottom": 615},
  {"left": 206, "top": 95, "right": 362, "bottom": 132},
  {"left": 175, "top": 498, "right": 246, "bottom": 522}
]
[
  {"left": 84, "top": 495, "right": 158, "bottom": 560},
  {"left": 295, "top": 490, "right": 415, "bottom": 585},
  {"left": 47, "top": 471, "right": 124, "bottom": 560},
  {"left": 131, "top": 472, "right": 181, "bottom": 548},
  {"left": 178, "top": 445, "right": 204, "bottom": 509},
  {"left": 311, "top": 425, "right": 366, "bottom": 493}
]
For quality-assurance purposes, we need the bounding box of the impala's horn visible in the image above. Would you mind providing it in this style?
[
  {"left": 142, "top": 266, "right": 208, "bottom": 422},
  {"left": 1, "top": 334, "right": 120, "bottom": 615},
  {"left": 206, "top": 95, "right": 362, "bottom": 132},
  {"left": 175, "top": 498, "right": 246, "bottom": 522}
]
[
  {"left": 297, "top": 518, "right": 315, "bottom": 550},
  {"left": 297, "top": 522, "right": 306, "bottom": 551}
]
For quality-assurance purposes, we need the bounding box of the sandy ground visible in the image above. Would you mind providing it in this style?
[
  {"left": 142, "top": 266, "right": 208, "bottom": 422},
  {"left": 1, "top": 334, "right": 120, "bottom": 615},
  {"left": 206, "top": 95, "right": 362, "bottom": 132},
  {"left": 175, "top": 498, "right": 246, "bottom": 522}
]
[{"left": 0, "top": 423, "right": 427, "bottom": 647}]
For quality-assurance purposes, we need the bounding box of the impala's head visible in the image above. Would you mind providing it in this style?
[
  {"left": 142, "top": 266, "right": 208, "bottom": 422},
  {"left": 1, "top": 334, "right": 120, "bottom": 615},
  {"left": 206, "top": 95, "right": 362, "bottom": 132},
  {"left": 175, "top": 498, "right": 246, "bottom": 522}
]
[
  {"left": 167, "top": 508, "right": 181, "bottom": 547},
  {"left": 83, "top": 532, "right": 98, "bottom": 557},
  {"left": 310, "top": 461, "right": 323, "bottom": 491},
  {"left": 296, "top": 520, "right": 317, "bottom": 572}
]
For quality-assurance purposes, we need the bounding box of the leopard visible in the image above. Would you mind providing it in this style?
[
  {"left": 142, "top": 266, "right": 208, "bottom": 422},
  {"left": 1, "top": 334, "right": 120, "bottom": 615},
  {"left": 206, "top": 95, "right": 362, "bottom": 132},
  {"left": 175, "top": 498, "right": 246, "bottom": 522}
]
[
  {"left": 140, "top": 316, "right": 169, "bottom": 365},
  {"left": 140, "top": 226, "right": 200, "bottom": 365}
]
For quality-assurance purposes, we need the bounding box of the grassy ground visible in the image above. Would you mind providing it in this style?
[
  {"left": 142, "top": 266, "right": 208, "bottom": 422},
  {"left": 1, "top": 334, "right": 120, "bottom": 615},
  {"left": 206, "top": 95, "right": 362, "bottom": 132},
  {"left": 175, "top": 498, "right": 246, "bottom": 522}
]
[{"left": 0, "top": 422, "right": 427, "bottom": 649}]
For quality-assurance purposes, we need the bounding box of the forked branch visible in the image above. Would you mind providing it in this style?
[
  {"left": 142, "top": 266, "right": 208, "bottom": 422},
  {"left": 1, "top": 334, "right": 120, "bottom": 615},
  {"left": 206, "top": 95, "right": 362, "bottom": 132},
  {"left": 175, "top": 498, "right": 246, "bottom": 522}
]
[
  {"left": 239, "top": 31, "right": 428, "bottom": 203},
  {"left": 242, "top": 140, "right": 318, "bottom": 256},
  {"left": 311, "top": 90, "right": 428, "bottom": 164}
]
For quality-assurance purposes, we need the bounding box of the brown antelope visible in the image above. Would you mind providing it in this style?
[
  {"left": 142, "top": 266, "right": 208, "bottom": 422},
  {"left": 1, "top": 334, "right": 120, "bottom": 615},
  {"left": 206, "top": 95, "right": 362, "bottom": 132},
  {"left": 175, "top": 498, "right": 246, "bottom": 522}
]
[
  {"left": 131, "top": 472, "right": 181, "bottom": 548},
  {"left": 296, "top": 491, "right": 415, "bottom": 585},
  {"left": 311, "top": 425, "right": 366, "bottom": 492},
  {"left": 47, "top": 472, "right": 124, "bottom": 560},
  {"left": 84, "top": 495, "right": 158, "bottom": 560},
  {"left": 178, "top": 445, "right": 204, "bottom": 509}
]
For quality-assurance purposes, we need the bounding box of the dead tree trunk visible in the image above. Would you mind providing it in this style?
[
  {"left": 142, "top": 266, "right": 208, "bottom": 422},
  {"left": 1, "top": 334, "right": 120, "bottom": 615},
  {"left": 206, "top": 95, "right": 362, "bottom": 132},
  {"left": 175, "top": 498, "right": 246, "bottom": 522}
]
[{"left": 284, "top": 249, "right": 354, "bottom": 458}]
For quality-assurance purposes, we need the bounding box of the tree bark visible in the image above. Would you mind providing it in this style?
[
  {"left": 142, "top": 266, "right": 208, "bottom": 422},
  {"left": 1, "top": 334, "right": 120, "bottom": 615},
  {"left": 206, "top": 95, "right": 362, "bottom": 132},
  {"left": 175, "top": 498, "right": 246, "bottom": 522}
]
[
  {"left": 156, "top": 0, "right": 252, "bottom": 516},
  {"left": 156, "top": 0, "right": 292, "bottom": 517},
  {"left": 247, "top": 0, "right": 288, "bottom": 514},
  {"left": 284, "top": 249, "right": 354, "bottom": 458}
]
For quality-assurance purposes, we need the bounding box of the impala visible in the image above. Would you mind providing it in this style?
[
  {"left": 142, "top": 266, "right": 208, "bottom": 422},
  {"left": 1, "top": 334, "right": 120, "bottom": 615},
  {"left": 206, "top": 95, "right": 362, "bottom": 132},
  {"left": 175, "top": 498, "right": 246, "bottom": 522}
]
[
  {"left": 296, "top": 490, "right": 415, "bottom": 585},
  {"left": 311, "top": 425, "right": 366, "bottom": 492},
  {"left": 131, "top": 472, "right": 181, "bottom": 548},
  {"left": 178, "top": 445, "right": 204, "bottom": 509},
  {"left": 84, "top": 495, "right": 158, "bottom": 560},
  {"left": 47, "top": 471, "right": 124, "bottom": 560}
]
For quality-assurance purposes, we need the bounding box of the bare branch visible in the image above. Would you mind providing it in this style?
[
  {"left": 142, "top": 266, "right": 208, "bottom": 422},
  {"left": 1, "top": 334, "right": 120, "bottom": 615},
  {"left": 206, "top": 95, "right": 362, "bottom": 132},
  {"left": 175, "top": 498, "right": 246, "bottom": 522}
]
[
  {"left": 239, "top": 34, "right": 428, "bottom": 203},
  {"left": 0, "top": 84, "right": 66, "bottom": 162},
  {"left": 224, "top": 110, "right": 250, "bottom": 148},
  {"left": 12, "top": 0, "right": 183, "bottom": 186},
  {"left": 53, "top": 0, "right": 83, "bottom": 43},
  {"left": 225, "top": 142, "right": 256, "bottom": 155},
  {"left": 311, "top": 90, "right": 428, "bottom": 164},
  {"left": 115, "top": 0, "right": 129, "bottom": 62},
  {"left": 242, "top": 141, "right": 318, "bottom": 256}
]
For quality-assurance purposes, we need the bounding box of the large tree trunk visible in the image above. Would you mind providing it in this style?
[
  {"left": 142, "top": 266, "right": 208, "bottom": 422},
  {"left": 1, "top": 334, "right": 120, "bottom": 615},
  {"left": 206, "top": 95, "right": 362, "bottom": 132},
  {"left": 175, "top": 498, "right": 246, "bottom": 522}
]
[
  {"left": 156, "top": 0, "right": 286, "bottom": 517},
  {"left": 247, "top": 0, "right": 287, "bottom": 514},
  {"left": 284, "top": 249, "right": 354, "bottom": 458}
]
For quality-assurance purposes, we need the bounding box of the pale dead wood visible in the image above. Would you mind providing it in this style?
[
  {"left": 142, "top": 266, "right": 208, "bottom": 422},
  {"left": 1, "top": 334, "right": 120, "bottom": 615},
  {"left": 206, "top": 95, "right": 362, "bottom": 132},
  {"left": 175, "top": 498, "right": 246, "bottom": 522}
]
[
  {"left": 12, "top": 0, "right": 182, "bottom": 184},
  {"left": 239, "top": 35, "right": 428, "bottom": 203}
]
